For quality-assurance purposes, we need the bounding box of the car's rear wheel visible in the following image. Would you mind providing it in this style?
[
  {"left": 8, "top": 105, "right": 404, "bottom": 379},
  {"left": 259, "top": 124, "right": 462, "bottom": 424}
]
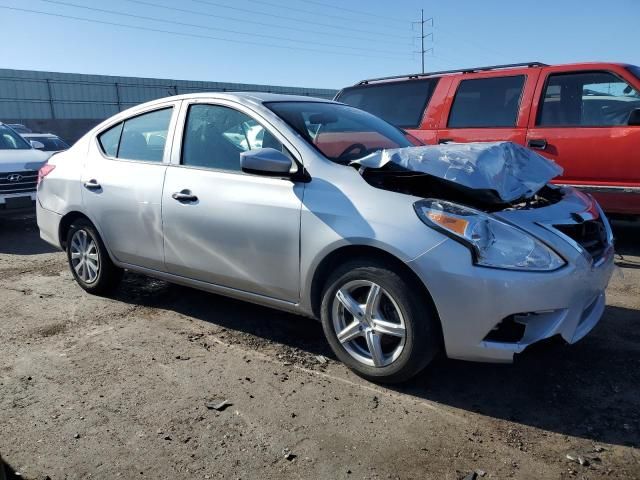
[
  {"left": 66, "top": 218, "right": 122, "bottom": 295},
  {"left": 320, "top": 259, "right": 440, "bottom": 384}
]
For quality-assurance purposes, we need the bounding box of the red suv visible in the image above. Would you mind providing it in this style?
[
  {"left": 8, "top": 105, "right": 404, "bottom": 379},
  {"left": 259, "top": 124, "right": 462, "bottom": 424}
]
[{"left": 335, "top": 62, "right": 640, "bottom": 216}]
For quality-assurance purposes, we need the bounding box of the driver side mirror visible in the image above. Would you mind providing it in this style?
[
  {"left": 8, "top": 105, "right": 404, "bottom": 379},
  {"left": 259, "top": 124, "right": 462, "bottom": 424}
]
[
  {"left": 30, "top": 140, "right": 45, "bottom": 150},
  {"left": 628, "top": 108, "right": 640, "bottom": 126},
  {"left": 240, "top": 148, "right": 293, "bottom": 176}
]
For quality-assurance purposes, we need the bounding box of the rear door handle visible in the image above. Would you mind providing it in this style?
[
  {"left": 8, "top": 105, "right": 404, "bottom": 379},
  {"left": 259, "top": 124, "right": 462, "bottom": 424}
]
[
  {"left": 172, "top": 190, "right": 198, "bottom": 202},
  {"left": 84, "top": 179, "right": 101, "bottom": 190},
  {"left": 438, "top": 138, "right": 454, "bottom": 144},
  {"left": 528, "top": 138, "right": 548, "bottom": 150}
]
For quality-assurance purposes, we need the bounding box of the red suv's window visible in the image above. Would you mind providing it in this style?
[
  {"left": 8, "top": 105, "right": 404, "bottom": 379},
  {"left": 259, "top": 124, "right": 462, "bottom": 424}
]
[
  {"left": 448, "top": 75, "right": 525, "bottom": 128},
  {"left": 336, "top": 78, "right": 439, "bottom": 129},
  {"left": 537, "top": 71, "right": 640, "bottom": 127}
]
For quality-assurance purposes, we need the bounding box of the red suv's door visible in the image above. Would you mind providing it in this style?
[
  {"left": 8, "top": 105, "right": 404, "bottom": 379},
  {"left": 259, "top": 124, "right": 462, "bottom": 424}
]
[
  {"left": 436, "top": 69, "right": 540, "bottom": 146},
  {"left": 526, "top": 64, "right": 640, "bottom": 214}
]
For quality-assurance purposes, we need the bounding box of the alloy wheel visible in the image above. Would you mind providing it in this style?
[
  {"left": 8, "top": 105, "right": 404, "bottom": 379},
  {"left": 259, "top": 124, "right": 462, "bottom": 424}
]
[
  {"left": 331, "top": 280, "right": 406, "bottom": 368},
  {"left": 70, "top": 229, "right": 100, "bottom": 284}
]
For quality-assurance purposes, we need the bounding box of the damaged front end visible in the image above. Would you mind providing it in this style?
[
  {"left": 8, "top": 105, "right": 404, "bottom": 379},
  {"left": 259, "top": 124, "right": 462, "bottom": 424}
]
[{"left": 353, "top": 141, "right": 565, "bottom": 212}]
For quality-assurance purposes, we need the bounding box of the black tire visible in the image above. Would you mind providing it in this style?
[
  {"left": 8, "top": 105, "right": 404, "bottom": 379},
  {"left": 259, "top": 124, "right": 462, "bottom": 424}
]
[
  {"left": 320, "top": 259, "right": 440, "bottom": 384},
  {"left": 66, "top": 218, "right": 123, "bottom": 295}
]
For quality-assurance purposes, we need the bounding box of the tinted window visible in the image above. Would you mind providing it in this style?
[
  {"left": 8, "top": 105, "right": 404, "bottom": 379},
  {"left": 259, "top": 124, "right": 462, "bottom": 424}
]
[
  {"left": 448, "top": 76, "right": 525, "bottom": 128},
  {"left": 98, "top": 122, "right": 123, "bottom": 157},
  {"left": 626, "top": 65, "right": 640, "bottom": 81},
  {"left": 266, "top": 101, "right": 412, "bottom": 163},
  {"left": 336, "top": 79, "right": 438, "bottom": 128},
  {"left": 538, "top": 71, "right": 640, "bottom": 127},
  {"left": 0, "top": 125, "right": 31, "bottom": 150},
  {"left": 182, "top": 104, "right": 283, "bottom": 172},
  {"left": 118, "top": 108, "right": 172, "bottom": 162}
]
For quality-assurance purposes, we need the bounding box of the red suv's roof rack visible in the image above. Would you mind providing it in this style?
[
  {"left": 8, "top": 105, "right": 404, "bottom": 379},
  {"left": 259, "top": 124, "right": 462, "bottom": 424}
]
[{"left": 355, "top": 62, "right": 548, "bottom": 85}]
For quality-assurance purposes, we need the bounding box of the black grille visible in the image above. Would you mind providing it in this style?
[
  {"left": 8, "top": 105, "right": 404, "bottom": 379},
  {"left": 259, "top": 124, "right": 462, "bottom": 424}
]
[
  {"left": 0, "top": 170, "right": 38, "bottom": 195},
  {"left": 554, "top": 217, "right": 608, "bottom": 262}
]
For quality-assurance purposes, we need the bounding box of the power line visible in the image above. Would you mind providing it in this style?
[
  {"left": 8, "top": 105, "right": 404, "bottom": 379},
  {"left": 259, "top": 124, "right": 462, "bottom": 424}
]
[
  {"left": 301, "top": 0, "right": 410, "bottom": 24},
  {"left": 245, "top": 0, "right": 395, "bottom": 27},
  {"left": 0, "top": 5, "right": 410, "bottom": 60},
  {"left": 189, "top": 0, "right": 411, "bottom": 40},
  {"left": 36, "top": 0, "right": 408, "bottom": 55},
  {"left": 121, "top": 0, "right": 410, "bottom": 46}
]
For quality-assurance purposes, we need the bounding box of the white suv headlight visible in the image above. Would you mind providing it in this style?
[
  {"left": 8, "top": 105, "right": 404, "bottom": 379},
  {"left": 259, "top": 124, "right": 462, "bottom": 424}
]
[{"left": 414, "top": 199, "right": 565, "bottom": 271}]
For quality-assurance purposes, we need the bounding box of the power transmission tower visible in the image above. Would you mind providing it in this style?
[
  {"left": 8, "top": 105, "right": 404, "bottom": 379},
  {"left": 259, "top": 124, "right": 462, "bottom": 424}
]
[{"left": 413, "top": 9, "right": 433, "bottom": 73}]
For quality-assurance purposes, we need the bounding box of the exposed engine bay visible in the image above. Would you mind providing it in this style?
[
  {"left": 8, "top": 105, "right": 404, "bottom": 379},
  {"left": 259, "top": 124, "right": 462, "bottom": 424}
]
[{"left": 352, "top": 142, "right": 566, "bottom": 211}]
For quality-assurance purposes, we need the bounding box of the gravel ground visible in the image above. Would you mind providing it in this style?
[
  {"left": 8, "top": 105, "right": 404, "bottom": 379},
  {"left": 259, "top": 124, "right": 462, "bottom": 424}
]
[{"left": 0, "top": 216, "right": 639, "bottom": 480}]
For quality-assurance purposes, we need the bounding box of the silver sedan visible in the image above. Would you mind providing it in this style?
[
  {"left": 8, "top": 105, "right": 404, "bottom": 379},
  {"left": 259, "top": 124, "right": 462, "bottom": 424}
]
[{"left": 36, "top": 93, "right": 614, "bottom": 383}]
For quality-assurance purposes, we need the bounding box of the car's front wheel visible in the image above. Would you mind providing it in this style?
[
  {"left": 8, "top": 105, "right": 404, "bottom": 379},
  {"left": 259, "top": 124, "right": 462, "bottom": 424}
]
[
  {"left": 320, "top": 259, "right": 441, "bottom": 384},
  {"left": 66, "top": 218, "right": 122, "bottom": 295}
]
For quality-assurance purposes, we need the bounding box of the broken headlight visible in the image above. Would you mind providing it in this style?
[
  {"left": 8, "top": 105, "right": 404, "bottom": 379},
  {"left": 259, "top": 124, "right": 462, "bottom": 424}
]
[{"left": 414, "top": 199, "right": 565, "bottom": 271}]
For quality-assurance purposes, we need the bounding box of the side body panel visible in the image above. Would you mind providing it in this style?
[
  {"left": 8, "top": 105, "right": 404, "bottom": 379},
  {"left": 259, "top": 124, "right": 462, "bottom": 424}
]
[
  {"left": 80, "top": 101, "right": 180, "bottom": 270},
  {"left": 526, "top": 63, "right": 640, "bottom": 214},
  {"left": 161, "top": 99, "right": 304, "bottom": 302},
  {"left": 434, "top": 69, "right": 540, "bottom": 146}
]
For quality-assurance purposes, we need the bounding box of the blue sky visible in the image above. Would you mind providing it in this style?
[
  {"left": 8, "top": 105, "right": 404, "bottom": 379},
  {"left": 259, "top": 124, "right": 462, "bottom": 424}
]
[{"left": 1, "top": 0, "right": 638, "bottom": 89}]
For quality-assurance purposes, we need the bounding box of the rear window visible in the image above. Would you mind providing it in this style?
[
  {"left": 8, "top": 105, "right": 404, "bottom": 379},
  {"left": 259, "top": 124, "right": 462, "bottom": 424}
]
[
  {"left": 448, "top": 75, "right": 525, "bottom": 128},
  {"left": 336, "top": 79, "right": 438, "bottom": 128}
]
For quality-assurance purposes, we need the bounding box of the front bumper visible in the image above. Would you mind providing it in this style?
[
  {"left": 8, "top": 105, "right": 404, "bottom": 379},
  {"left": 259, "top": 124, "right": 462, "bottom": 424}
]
[
  {"left": 407, "top": 230, "right": 615, "bottom": 363},
  {"left": 0, "top": 192, "right": 36, "bottom": 218}
]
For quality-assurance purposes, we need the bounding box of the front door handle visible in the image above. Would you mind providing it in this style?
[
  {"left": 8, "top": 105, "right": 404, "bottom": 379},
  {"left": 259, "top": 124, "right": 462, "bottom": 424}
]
[
  {"left": 84, "top": 179, "right": 101, "bottom": 190},
  {"left": 528, "top": 138, "right": 548, "bottom": 150},
  {"left": 172, "top": 190, "right": 198, "bottom": 202}
]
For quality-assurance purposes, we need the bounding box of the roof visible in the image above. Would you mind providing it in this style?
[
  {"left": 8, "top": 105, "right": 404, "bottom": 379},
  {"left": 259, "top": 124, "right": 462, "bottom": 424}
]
[
  {"left": 352, "top": 61, "right": 632, "bottom": 86},
  {"left": 122, "top": 92, "right": 338, "bottom": 115}
]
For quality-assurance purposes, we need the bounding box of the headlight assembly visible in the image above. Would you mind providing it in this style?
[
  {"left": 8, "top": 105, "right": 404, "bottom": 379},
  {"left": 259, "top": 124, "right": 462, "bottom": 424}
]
[{"left": 414, "top": 199, "right": 565, "bottom": 272}]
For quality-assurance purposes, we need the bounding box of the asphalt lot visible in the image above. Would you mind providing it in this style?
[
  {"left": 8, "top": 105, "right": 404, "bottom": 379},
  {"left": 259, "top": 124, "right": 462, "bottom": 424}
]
[{"left": 0, "top": 216, "right": 639, "bottom": 480}]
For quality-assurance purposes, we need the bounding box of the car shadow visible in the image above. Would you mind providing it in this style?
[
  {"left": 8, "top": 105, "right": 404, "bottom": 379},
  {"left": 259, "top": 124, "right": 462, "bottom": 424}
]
[
  {"left": 0, "top": 217, "right": 58, "bottom": 255},
  {"left": 612, "top": 219, "right": 640, "bottom": 269},
  {"left": 113, "top": 270, "right": 639, "bottom": 449},
  {"left": 1, "top": 457, "right": 22, "bottom": 480}
]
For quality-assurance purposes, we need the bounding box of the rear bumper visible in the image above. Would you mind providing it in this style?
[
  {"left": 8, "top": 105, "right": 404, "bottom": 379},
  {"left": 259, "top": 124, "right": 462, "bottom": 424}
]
[
  {"left": 36, "top": 199, "right": 63, "bottom": 249},
  {"left": 407, "top": 238, "right": 615, "bottom": 363}
]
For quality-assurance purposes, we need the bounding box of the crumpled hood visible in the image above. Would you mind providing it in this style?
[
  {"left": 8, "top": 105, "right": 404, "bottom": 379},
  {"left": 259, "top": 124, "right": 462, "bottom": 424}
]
[
  {"left": 0, "top": 149, "right": 51, "bottom": 172},
  {"left": 352, "top": 142, "right": 563, "bottom": 204}
]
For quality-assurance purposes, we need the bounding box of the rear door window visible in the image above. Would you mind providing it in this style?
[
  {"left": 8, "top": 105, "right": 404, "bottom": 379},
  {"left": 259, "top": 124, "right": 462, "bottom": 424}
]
[
  {"left": 336, "top": 79, "right": 438, "bottom": 128},
  {"left": 448, "top": 76, "right": 525, "bottom": 128},
  {"left": 98, "top": 122, "right": 123, "bottom": 157},
  {"left": 118, "top": 108, "right": 173, "bottom": 162},
  {"left": 537, "top": 71, "right": 640, "bottom": 126}
]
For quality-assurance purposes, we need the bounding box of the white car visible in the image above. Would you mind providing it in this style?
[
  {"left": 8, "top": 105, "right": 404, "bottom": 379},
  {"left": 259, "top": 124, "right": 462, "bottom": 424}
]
[{"left": 0, "top": 123, "right": 50, "bottom": 217}]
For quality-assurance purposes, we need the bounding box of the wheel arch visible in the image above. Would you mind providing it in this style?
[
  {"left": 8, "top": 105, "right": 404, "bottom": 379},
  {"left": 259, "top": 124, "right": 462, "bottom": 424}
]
[
  {"left": 58, "top": 211, "right": 92, "bottom": 249},
  {"left": 308, "top": 244, "right": 441, "bottom": 328}
]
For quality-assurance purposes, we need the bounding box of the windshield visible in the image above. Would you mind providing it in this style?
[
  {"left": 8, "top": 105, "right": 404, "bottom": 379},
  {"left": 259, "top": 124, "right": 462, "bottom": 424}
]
[
  {"left": 25, "top": 136, "right": 69, "bottom": 151},
  {"left": 265, "top": 101, "right": 413, "bottom": 163},
  {"left": 0, "top": 125, "right": 32, "bottom": 150}
]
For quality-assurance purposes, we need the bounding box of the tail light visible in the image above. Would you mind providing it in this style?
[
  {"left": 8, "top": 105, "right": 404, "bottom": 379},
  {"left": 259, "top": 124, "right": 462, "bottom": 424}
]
[{"left": 37, "top": 163, "right": 56, "bottom": 186}]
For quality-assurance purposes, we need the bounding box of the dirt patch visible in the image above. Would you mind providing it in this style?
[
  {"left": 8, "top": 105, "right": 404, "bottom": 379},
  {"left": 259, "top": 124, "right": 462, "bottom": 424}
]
[{"left": 1, "top": 217, "right": 639, "bottom": 480}]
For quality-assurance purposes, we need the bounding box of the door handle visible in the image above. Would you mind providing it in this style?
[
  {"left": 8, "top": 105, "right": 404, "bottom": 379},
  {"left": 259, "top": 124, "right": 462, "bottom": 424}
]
[
  {"left": 438, "top": 138, "right": 454, "bottom": 144},
  {"left": 528, "top": 138, "right": 548, "bottom": 150},
  {"left": 172, "top": 190, "right": 198, "bottom": 202},
  {"left": 84, "top": 179, "right": 101, "bottom": 190}
]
